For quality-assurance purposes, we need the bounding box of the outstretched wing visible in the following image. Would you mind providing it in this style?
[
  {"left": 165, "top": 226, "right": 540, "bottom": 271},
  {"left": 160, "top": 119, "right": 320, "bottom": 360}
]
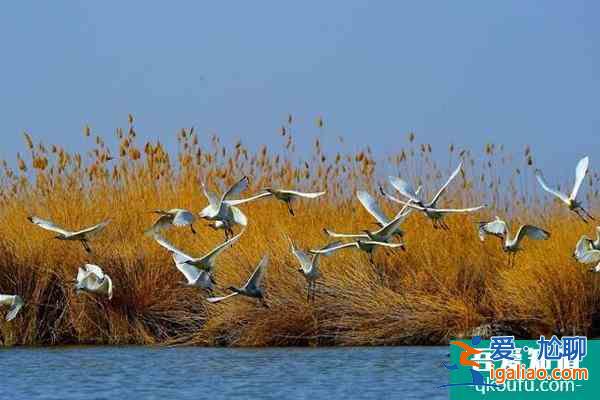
[
  {"left": 153, "top": 234, "right": 196, "bottom": 261},
  {"left": 514, "top": 225, "right": 550, "bottom": 246},
  {"left": 309, "top": 242, "right": 358, "bottom": 255},
  {"left": 206, "top": 292, "right": 239, "bottom": 304},
  {"left": 198, "top": 229, "right": 244, "bottom": 270},
  {"left": 361, "top": 241, "right": 405, "bottom": 248},
  {"left": 72, "top": 221, "right": 109, "bottom": 238},
  {"left": 389, "top": 176, "right": 421, "bottom": 203},
  {"left": 372, "top": 210, "right": 411, "bottom": 239},
  {"left": 201, "top": 181, "right": 220, "bottom": 210},
  {"left": 226, "top": 191, "right": 272, "bottom": 206},
  {"left": 429, "top": 162, "right": 462, "bottom": 207},
  {"left": 221, "top": 176, "right": 249, "bottom": 202},
  {"left": 535, "top": 170, "right": 570, "bottom": 204},
  {"left": 230, "top": 206, "right": 248, "bottom": 226},
  {"left": 323, "top": 228, "right": 368, "bottom": 239},
  {"left": 289, "top": 239, "right": 313, "bottom": 273},
  {"left": 570, "top": 156, "right": 589, "bottom": 201},
  {"left": 478, "top": 217, "right": 508, "bottom": 241},
  {"left": 172, "top": 210, "right": 195, "bottom": 227},
  {"left": 27, "top": 216, "right": 71, "bottom": 236},
  {"left": 244, "top": 255, "right": 269, "bottom": 291},
  {"left": 357, "top": 190, "right": 389, "bottom": 225},
  {"left": 277, "top": 189, "right": 325, "bottom": 199},
  {"left": 172, "top": 254, "right": 202, "bottom": 284}
]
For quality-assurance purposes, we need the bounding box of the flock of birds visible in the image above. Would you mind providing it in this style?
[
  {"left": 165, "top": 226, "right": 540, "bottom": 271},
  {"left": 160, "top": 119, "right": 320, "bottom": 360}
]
[{"left": 1, "top": 157, "right": 598, "bottom": 323}]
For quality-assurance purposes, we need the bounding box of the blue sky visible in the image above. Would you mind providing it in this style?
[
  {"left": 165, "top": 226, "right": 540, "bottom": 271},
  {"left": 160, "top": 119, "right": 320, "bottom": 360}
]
[{"left": 1, "top": 1, "right": 598, "bottom": 176}]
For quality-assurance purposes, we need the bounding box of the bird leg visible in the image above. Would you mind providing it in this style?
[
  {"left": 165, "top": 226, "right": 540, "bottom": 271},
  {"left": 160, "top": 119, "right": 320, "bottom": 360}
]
[
  {"left": 579, "top": 207, "right": 595, "bottom": 221},
  {"left": 81, "top": 240, "right": 92, "bottom": 253},
  {"left": 573, "top": 209, "right": 589, "bottom": 223},
  {"left": 287, "top": 202, "right": 295, "bottom": 216},
  {"left": 190, "top": 224, "right": 197, "bottom": 234}
]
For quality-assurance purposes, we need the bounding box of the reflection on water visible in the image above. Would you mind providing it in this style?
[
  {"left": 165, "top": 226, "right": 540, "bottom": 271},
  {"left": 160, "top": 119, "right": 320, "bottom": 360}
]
[{"left": 0, "top": 346, "right": 448, "bottom": 400}]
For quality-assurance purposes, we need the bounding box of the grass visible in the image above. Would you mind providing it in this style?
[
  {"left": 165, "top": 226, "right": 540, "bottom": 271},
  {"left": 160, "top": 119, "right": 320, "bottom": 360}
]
[{"left": 0, "top": 117, "right": 599, "bottom": 346}]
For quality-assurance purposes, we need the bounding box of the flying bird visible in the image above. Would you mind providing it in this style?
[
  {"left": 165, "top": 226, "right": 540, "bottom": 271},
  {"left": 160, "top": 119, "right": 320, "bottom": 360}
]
[
  {"left": 0, "top": 294, "right": 24, "bottom": 321},
  {"left": 535, "top": 156, "right": 594, "bottom": 223},
  {"left": 478, "top": 217, "right": 550, "bottom": 266},
  {"left": 28, "top": 216, "right": 109, "bottom": 253},
  {"left": 382, "top": 163, "right": 484, "bottom": 228},
  {"left": 74, "top": 264, "right": 113, "bottom": 300},
  {"left": 289, "top": 238, "right": 340, "bottom": 302},
  {"left": 152, "top": 230, "right": 243, "bottom": 292},
  {"left": 207, "top": 255, "right": 269, "bottom": 307},
  {"left": 356, "top": 190, "right": 415, "bottom": 238},
  {"left": 199, "top": 176, "right": 250, "bottom": 239},
  {"left": 230, "top": 188, "right": 325, "bottom": 216},
  {"left": 310, "top": 239, "right": 405, "bottom": 264},
  {"left": 324, "top": 200, "right": 412, "bottom": 243},
  {"left": 573, "top": 231, "right": 600, "bottom": 272},
  {"left": 146, "top": 208, "right": 196, "bottom": 235}
]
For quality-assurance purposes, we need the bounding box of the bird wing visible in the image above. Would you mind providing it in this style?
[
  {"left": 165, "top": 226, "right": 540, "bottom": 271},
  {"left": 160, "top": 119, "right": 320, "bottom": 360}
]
[
  {"left": 153, "top": 234, "right": 196, "bottom": 260},
  {"left": 478, "top": 218, "right": 508, "bottom": 241},
  {"left": 535, "top": 170, "right": 570, "bottom": 204},
  {"left": 289, "top": 240, "right": 313, "bottom": 272},
  {"left": 197, "top": 229, "right": 244, "bottom": 270},
  {"left": 574, "top": 236, "right": 600, "bottom": 264},
  {"left": 225, "top": 191, "right": 272, "bottom": 206},
  {"left": 72, "top": 221, "right": 109, "bottom": 238},
  {"left": 514, "top": 225, "right": 550, "bottom": 246},
  {"left": 172, "top": 210, "right": 195, "bottom": 227},
  {"left": 173, "top": 255, "right": 202, "bottom": 284},
  {"left": 310, "top": 242, "right": 358, "bottom": 254},
  {"left": 357, "top": 190, "right": 389, "bottom": 225},
  {"left": 27, "top": 216, "right": 71, "bottom": 236},
  {"left": 361, "top": 240, "right": 405, "bottom": 248},
  {"left": 230, "top": 206, "right": 248, "bottom": 226},
  {"left": 429, "top": 162, "right": 462, "bottom": 207},
  {"left": 372, "top": 210, "right": 410, "bottom": 239},
  {"left": 570, "top": 156, "right": 589, "bottom": 201},
  {"left": 201, "top": 182, "right": 220, "bottom": 210},
  {"left": 276, "top": 189, "right": 325, "bottom": 199},
  {"left": 427, "top": 205, "right": 487, "bottom": 213},
  {"left": 323, "top": 228, "right": 368, "bottom": 239},
  {"left": 244, "top": 255, "right": 269, "bottom": 291},
  {"left": 389, "top": 176, "right": 421, "bottom": 203},
  {"left": 221, "top": 176, "right": 249, "bottom": 203},
  {"left": 206, "top": 292, "right": 239, "bottom": 304},
  {"left": 147, "top": 214, "right": 172, "bottom": 234},
  {"left": 76, "top": 266, "right": 88, "bottom": 283},
  {"left": 84, "top": 264, "right": 105, "bottom": 279},
  {"left": 6, "top": 295, "right": 24, "bottom": 321}
]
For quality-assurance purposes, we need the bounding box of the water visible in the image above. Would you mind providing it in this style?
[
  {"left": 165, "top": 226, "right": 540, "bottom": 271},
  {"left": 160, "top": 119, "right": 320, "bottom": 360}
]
[{"left": 0, "top": 346, "right": 449, "bottom": 400}]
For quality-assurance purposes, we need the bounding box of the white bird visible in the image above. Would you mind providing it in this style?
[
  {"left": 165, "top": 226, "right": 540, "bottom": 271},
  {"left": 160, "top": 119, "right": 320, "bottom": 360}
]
[
  {"left": 28, "top": 216, "right": 109, "bottom": 253},
  {"left": 153, "top": 230, "right": 243, "bottom": 291},
  {"left": 324, "top": 204, "right": 412, "bottom": 245},
  {"left": 382, "top": 162, "right": 484, "bottom": 229},
  {"left": 230, "top": 188, "right": 325, "bottom": 216},
  {"left": 573, "top": 234, "right": 600, "bottom": 272},
  {"left": 146, "top": 208, "right": 196, "bottom": 235},
  {"left": 74, "top": 264, "right": 113, "bottom": 300},
  {"left": 310, "top": 239, "right": 405, "bottom": 264},
  {"left": 199, "top": 176, "right": 250, "bottom": 239},
  {"left": 478, "top": 217, "right": 550, "bottom": 266},
  {"left": 0, "top": 294, "right": 24, "bottom": 321},
  {"left": 289, "top": 239, "right": 340, "bottom": 302},
  {"left": 207, "top": 255, "right": 269, "bottom": 307},
  {"left": 535, "top": 156, "right": 594, "bottom": 223}
]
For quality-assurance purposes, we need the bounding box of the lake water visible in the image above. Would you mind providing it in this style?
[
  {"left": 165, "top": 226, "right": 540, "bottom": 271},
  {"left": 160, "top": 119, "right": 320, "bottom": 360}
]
[{"left": 0, "top": 346, "right": 449, "bottom": 399}]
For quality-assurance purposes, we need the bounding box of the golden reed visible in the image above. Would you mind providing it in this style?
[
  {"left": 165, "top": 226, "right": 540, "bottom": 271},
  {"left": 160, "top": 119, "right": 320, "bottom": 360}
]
[{"left": 0, "top": 117, "right": 598, "bottom": 346}]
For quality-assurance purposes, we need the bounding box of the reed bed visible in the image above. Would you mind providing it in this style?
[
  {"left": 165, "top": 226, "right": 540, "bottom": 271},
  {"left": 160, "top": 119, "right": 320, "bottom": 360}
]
[{"left": 0, "top": 117, "right": 599, "bottom": 346}]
